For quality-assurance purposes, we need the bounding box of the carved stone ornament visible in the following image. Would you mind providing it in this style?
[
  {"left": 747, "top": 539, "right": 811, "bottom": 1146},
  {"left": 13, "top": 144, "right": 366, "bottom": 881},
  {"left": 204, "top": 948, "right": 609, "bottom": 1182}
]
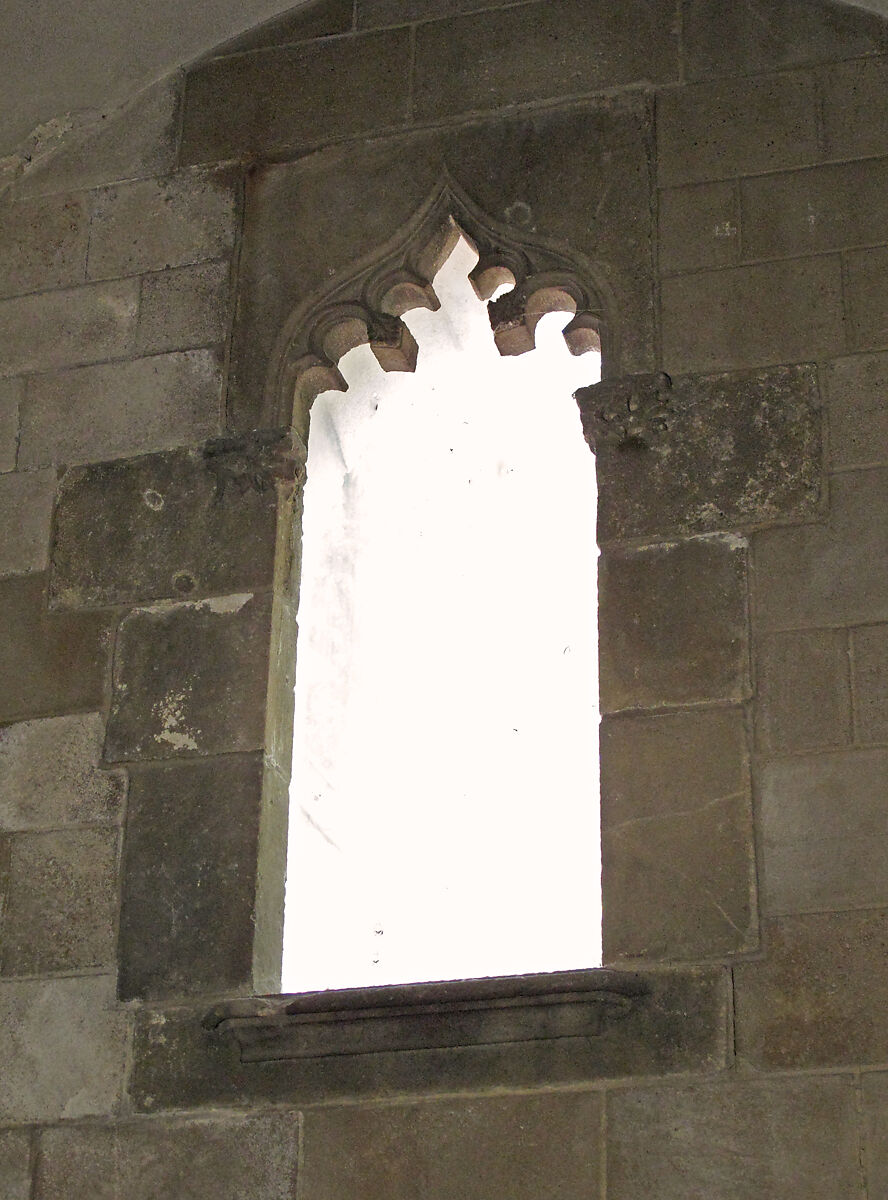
[
  {"left": 575, "top": 371, "right": 673, "bottom": 452},
  {"left": 203, "top": 427, "right": 308, "bottom": 499}
]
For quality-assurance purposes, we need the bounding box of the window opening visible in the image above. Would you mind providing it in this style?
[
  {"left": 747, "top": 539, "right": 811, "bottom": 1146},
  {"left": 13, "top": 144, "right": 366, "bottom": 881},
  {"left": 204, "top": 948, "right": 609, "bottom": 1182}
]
[{"left": 282, "top": 236, "right": 601, "bottom": 993}]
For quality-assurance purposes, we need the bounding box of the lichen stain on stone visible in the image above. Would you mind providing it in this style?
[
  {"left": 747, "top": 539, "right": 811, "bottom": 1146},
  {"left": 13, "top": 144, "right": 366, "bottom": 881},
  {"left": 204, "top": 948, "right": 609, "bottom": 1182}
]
[
  {"left": 192, "top": 593, "right": 254, "bottom": 615},
  {"left": 153, "top": 689, "right": 199, "bottom": 751}
]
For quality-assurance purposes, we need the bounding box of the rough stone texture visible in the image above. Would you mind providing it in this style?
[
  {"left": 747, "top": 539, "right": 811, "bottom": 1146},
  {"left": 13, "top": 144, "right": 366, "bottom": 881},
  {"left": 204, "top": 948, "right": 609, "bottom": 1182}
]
[
  {"left": 358, "top": 0, "right": 511, "bottom": 26},
  {"left": 0, "top": 713, "right": 125, "bottom": 830},
  {"left": 0, "top": 377, "right": 20, "bottom": 471},
  {"left": 599, "top": 536, "right": 749, "bottom": 712},
  {"left": 0, "top": 468, "right": 56, "bottom": 576},
  {"left": 118, "top": 755, "right": 264, "bottom": 999},
  {"left": 601, "top": 707, "right": 756, "bottom": 960},
  {"left": 413, "top": 0, "right": 678, "bottom": 120},
  {"left": 846, "top": 244, "right": 888, "bottom": 351},
  {"left": 211, "top": 0, "right": 354, "bottom": 52},
  {"left": 595, "top": 365, "right": 823, "bottom": 542},
  {"left": 863, "top": 1073, "right": 888, "bottom": 1199},
  {"left": 657, "top": 70, "right": 821, "bottom": 187},
  {"left": 755, "top": 628, "right": 851, "bottom": 752},
  {"left": 824, "top": 351, "right": 888, "bottom": 470},
  {"left": 760, "top": 748, "right": 888, "bottom": 915},
  {"left": 19, "top": 350, "right": 221, "bottom": 468},
  {"left": 754, "top": 466, "right": 888, "bottom": 629},
  {"left": 0, "top": 827, "right": 118, "bottom": 973},
  {"left": 87, "top": 169, "right": 238, "bottom": 280},
  {"left": 0, "top": 1128, "right": 31, "bottom": 1200},
  {"left": 851, "top": 624, "right": 888, "bottom": 742},
  {"left": 734, "top": 909, "right": 888, "bottom": 1068},
  {"left": 301, "top": 1090, "right": 602, "bottom": 1200},
  {"left": 51, "top": 447, "right": 277, "bottom": 609},
  {"left": 0, "top": 975, "right": 127, "bottom": 1121},
  {"left": 0, "top": 573, "right": 112, "bottom": 724},
  {"left": 661, "top": 256, "right": 845, "bottom": 374},
  {"left": 136, "top": 260, "right": 231, "bottom": 355},
  {"left": 0, "top": 192, "right": 89, "bottom": 299},
  {"left": 820, "top": 55, "right": 888, "bottom": 162},
  {"left": 34, "top": 1115, "right": 300, "bottom": 1199},
  {"left": 607, "top": 1075, "right": 862, "bottom": 1199},
  {"left": 658, "top": 180, "right": 739, "bottom": 274},
  {"left": 180, "top": 30, "right": 412, "bottom": 165},
  {"left": 0, "top": 279, "right": 138, "bottom": 377}
]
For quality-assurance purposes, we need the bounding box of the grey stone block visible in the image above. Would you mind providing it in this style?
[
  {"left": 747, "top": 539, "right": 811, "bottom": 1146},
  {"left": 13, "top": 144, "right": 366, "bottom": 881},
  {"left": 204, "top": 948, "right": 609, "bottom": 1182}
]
[
  {"left": 358, "top": 0, "right": 512, "bottom": 26},
  {"left": 0, "top": 827, "right": 118, "bottom": 974},
  {"left": 601, "top": 707, "right": 756, "bottom": 961},
  {"left": 760, "top": 748, "right": 888, "bottom": 915},
  {"left": 19, "top": 350, "right": 221, "bottom": 468},
  {"left": 661, "top": 257, "right": 844, "bottom": 374},
  {"left": 413, "top": 0, "right": 678, "bottom": 120},
  {"left": 599, "top": 536, "right": 749, "bottom": 712},
  {"left": 607, "top": 1075, "right": 861, "bottom": 1199},
  {"left": 136, "top": 260, "right": 231, "bottom": 355},
  {"left": 0, "top": 469, "right": 55, "bottom": 576},
  {"left": 0, "top": 378, "right": 20, "bottom": 472},
  {"left": 34, "top": 1115, "right": 300, "bottom": 1200},
  {"left": 851, "top": 625, "right": 888, "bottom": 743},
  {"left": 212, "top": 0, "right": 354, "bottom": 52},
  {"left": 824, "top": 351, "right": 888, "bottom": 470},
  {"left": 86, "top": 169, "right": 238, "bottom": 280},
  {"left": 657, "top": 70, "right": 821, "bottom": 187},
  {"left": 0, "top": 975, "right": 127, "bottom": 1121},
  {"left": 0, "top": 1128, "right": 31, "bottom": 1200},
  {"left": 820, "top": 56, "right": 888, "bottom": 162},
  {"left": 755, "top": 629, "right": 851, "bottom": 752},
  {"left": 0, "top": 193, "right": 89, "bottom": 299},
  {"left": 658, "top": 180, "right": 739, "bottom": 275},
  {"left": 0, "top": 713, "right": 125, "bottom": 831},
  {"left": 846, "top": 245, "right": 888, "bottom": 352},
  {"left": 0, "top": 280, "right": 137, "bottom": 377},
  {"left": 51, "top": 447, "right": 277, "bottom": 609}
]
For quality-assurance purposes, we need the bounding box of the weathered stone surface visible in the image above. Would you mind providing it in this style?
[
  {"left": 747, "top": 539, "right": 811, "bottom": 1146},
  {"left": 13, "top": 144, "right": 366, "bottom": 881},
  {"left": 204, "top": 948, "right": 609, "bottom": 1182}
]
[
  {"left": 0, "top": 279, "right": 137, "bottom": 377},
  {"left": 755, "top": 628, "right": 851, "bottom": 752},
  {"left": 0, "top": 573, "right": 112, "bottom": 724},
  {"left": 593, "top": 365, "right": 822, "bottom": 541},
  {"left": 301, "top": 1090, "right": 602, "bottom": 1200},
  {"left": 599, "top": 536, "right": 749, "bottom": 712},
  {"left": 413, "top": 0, "right": 678, "bottom": 120},
  {"left": 0, "top": 713, "right": 125, "bottom": 830},
  {"left": 0, "top": 192, "right": 89, "bottom": 299},
  {"left": 824, "top": 351, "right": 888, "bottom": 470},
  {"left": 0, "top": 468, "right": 55, "bottom": 576},
  {"left": 851, "top": 625, "right": 888, "bottom": 743},
  {"left": 0, "top": 377, "right": 20, "bottom": 471},
  {"left": 0, "top": 1128, "right": 31, "bottom": 1200},
  {"left": 820, "top": 56, "right": 888, "bottom": 161},
  {"left": 601, "top": 707, "right": 756, "bottom": 960},
  {"left": 754, "top": 466, "right": 888, "bottom": 629},
  {"left": 734, "top": 909, "right": 888, "bottom": 1068},
  {"left": 862, "top": 1073, "right": 888, "bottom": 1199},
  {"left": 607, "top": 1075, "right": 861, "bottom": 1199},
  {"left": 212, "top": 0, "right": 353, "bottom": 52},
  {"left": 135, "top": 260, "right": 231, "bottom": 355},
  {"left": 34, "top": 1115, "right": 300, "bottom": 1199},
  {"left": 846, "top": 244, "right": 888, "bottom": 352},
  {"left": 658, "top": 180, "right": 739, "bottom": 274},
  {"left": 180, "top": 30, "right": 411, "bottom": 165},
  {"left": 661, "top": 257, "right": 844, "bottom": 374},
  {"left": 657, "top": 70, "right": 821, "bottom": 187},
  {"left": 358, "top": 0, "right": 508, "bottom": 26},
  {"left": 0, "top": 975, "right": 127, "bottom": 1121},
  {"left": 118, "top": 755, "right": 264, "bottom": 999},
  {"left": 0, "top": 827, "right": 118, "bottom": 973}
]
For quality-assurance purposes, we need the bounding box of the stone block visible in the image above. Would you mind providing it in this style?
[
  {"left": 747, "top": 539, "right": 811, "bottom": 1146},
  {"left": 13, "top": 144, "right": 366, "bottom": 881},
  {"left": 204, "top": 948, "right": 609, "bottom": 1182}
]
[
  {"left": 658, "top": 181, "right": 739, "bottom": 275},
  {"left": 754, "top": 466, "right": 888, "bottom": 629},
  {"left": 86, "top": 168, "right": 238, "bottom": 280},
  {"left": 0, "top": 193, "right": 89, "bottom": 299},
  {"left": 661, "top": 257, "right": 844, "bottom": 374},
  {"left": 862, "top": 1073, "right": 888, "bottom": 1199},
  {"left": 0, "top": 279, "right": 137, "bottom": 377},
  {"left": 301, "top": 1090, "right": 602, "bottom": 1200},
  {"left": 118, "top": 755, "right": 264, "bottom": 999},
  {"left": 755, "top": 628, "right": 851, "bottom": 752},
  {"left": 51, "top": 447, "right": 277, "bottom": 609},
  {"left": 358, "top": 0, "right": 508, "bottom": 25},
  {"left": 0, "top": 468, "right": 55, "bottom": 576},
  {"left": 19, "top": 350, "right": 221, "bottom": 468},
  {"left": 599, "top": 536, "right": 749, "bottom": 712},
  {"left": 734, "top": 909, "right": 888, "bottom": 1068},
  {"left": 852, "top": 625, "right": 888, "bottom": 743},
  {"left": 820, "top": 56, "right": 888, "bottom": 161},
  {"left": 601, "top": 707, "right": 756, "bottom": 960},
  {"left": 606, "top": 1075, "right": 861, "bottom": 1199},
  {"left": 135, "top": 260, "right": 231, "bottom": 355},
  {"left": 594, "top": 365, "right": 823, "bottom": 542},
  {"left": 760, "top": 748, "right": 888, "bottom": 915},
  {"left": 846, "top": 245, "right": 888, "bottom": 352},
  {"left": 0, "top": 377, "right": 20, "bottom": 471},
  {"left": 0, "top": 713, "right": 125, "bottom": 830},
  {"left": 0, "top": 975, "right": 127, "bottom": 1121},
  {"left": 34, "top": 1115, "right": 300, "bottom": 1199},
  {"left": 0, "top": 1128, "right": 31, "bottom": 1200},
  {"left": 0, "top": 827, "right": 118, "bottom": 974},
  {"left": 413, "top": 0, "right": 678, "bottom": 120},
  {"left": 824, "top": 351, "right": 888, "bottom": 470},
  {"left": 0, "top": 573, "right": 112, "bottom": 724},
  {"left": 180, "top": 30, "right": 411, "bottom": 165},
  {"left": 213, "top": 0, "right": 354, "bottom": 52}
]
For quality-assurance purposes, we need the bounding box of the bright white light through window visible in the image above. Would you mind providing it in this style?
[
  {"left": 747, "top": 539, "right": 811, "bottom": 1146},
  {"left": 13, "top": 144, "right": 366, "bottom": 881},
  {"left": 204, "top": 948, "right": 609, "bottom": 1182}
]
[{"left": 282, "top": 236, "right": 601, "bottom": 993}]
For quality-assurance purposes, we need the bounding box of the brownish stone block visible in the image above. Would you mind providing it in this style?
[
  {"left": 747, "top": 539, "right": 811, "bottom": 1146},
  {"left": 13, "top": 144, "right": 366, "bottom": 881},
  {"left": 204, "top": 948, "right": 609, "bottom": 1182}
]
[
  {"left": 658, "top": 181, "right": 739, "bottom": 274},
  {"left": 820, "top": 55, "right": 888, "bottom": 161},
  {"left": 846, "top": 244, "right": 888, "bottom": 352},
  {"left": 0, "top": 1128, "right": 31, "bottom": 1200},
  {"left": 852, "top": 624, "right": 888, "bottom": 743},
  {"left": 0, "top": 193, "right": 89, "bottom": 299},
  {"left": 358, "top": 0, "right": 510, "bottom": 26},
  {"left": 0, "top": 468, "right": 56, "bottom": 577},
  {"left": 0, "top": 378, "right": 20, "bottom": 472},
  {"left": 824, "top": 351, "right": 888, "bottom": 470},
  {"left": 135, "top": 260, "right": 231, "bottom": 355},
  {"left": 755, "top": 628, "right": 851, "bottom": 752},
  {"left": 862, "top": 1073, "right": 888, "bottom": 1199},
  {"left": 211, "top": 0, "right": 353, "bottom": 53}
]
